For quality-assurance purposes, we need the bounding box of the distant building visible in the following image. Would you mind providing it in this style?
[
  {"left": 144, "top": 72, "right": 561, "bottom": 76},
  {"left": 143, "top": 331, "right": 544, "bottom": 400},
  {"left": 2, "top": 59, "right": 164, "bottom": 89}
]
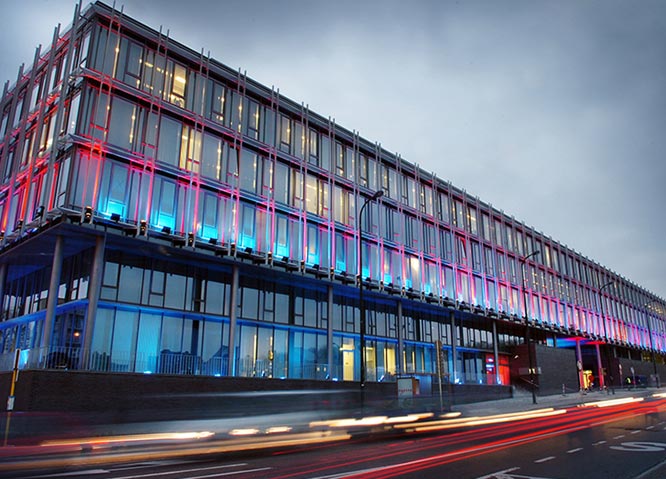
[{"left": 0, "top": 1, "right": 663, "bottom": 402}]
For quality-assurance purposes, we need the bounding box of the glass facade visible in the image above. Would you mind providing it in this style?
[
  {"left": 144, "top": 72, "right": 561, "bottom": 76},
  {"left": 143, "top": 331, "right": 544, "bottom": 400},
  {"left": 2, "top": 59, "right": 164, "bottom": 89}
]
[{"left": 0, "top": 2, "right": 663, "bottom": 388}]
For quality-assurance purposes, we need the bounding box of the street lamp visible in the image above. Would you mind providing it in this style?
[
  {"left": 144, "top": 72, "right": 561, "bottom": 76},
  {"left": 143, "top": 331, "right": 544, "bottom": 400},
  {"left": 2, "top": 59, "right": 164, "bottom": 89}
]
[
  {"left": 358, "top": 190, "right": 383, "bottom": 407},
  {"left": 519, "top": 250, "right": 540, "bottom": 405},
  {"left": 645, "top": 300, "right": 662, "bottom": 388},
  {"left": 598, "top": 280, "right": 614, "bottom": 394}
]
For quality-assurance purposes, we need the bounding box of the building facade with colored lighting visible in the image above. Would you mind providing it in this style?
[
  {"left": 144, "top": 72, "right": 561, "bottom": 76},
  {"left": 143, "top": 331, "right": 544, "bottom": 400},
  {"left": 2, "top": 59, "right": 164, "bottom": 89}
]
[{"left": 0, "top": 1, "right": 664, "bottom": 402}]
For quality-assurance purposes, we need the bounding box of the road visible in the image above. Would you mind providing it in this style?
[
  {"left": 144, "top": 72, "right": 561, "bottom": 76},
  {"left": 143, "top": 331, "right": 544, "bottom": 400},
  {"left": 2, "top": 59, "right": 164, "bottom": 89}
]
[{"left": 3, "top": 396, "right": 666, "bottom": 479}]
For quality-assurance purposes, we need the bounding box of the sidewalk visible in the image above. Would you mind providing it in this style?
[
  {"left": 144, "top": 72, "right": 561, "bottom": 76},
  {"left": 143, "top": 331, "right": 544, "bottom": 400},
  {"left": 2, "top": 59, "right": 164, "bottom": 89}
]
[{"left": 451, "top": 387, "right": 658, "bottom": 417}]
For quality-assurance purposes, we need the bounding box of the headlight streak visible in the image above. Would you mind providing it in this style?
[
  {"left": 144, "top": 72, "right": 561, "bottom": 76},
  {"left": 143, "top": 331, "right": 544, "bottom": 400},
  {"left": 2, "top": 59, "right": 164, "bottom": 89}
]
[
  {"left": 310, "top": 412, "right": 436, "bottom": 430},
  {"left": 338, "top": 405, "right": 660, "bottom": 479},
  {"left": 6, "top": 398, "right": 662, "bottom": 478},
  {"left": 393, "top": 408, "right": 566, "bottom": 433},
  {"left": 578, "top": 396, "right": 644, "bottom": 408},
  {"left": 40, "top": 430, "right": 215, "bottom": 447},
  {"left": 4, "top": 431, "right": 352, "bottom": 473},
  {"left": 269, "top": 400, "right": 662, "bottom": 479}
]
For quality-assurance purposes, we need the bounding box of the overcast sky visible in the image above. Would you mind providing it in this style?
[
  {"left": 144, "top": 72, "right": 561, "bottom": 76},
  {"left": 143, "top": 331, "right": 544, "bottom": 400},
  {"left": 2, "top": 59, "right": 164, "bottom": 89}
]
[{"left": 1, "top": 0, "right": 665, "bottom": 300}]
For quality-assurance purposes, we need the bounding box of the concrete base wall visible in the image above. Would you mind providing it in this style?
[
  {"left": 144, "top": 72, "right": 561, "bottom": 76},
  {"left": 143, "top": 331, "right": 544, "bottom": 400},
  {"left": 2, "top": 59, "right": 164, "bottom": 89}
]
[{"left": 0, "top": 370, "right": 512, "bottom": 423}]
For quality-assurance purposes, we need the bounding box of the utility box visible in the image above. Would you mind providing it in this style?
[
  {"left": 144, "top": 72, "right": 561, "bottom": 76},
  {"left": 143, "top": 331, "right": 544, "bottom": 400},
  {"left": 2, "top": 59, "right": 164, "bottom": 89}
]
[{"left": 397, "top": 377, "right": 420, "bottom": 398}]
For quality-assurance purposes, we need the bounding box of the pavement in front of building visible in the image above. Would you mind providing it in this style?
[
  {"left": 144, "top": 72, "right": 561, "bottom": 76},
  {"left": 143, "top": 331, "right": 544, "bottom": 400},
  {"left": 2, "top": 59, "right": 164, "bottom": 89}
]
[{"left": 451, "top": 386, "right": 659, "bottom": 417}]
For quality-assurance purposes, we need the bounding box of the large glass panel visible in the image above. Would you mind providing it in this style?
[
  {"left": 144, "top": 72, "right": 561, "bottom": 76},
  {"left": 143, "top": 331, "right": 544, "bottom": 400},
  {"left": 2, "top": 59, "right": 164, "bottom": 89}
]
[
  {"left": 90, "top": 307, "right": 114, "bottom": 370},
  {"left": 110, "top": 310, "right": 138, "bottom": 372},
  {"left": 157, "top": 116, "right": 182, "bottom": 167},
  {"left": 201, "top": 320, "right": 226, "bottom": 376},
  {"left": 135, "top": 312, "right": 161, "bottom": 373}
]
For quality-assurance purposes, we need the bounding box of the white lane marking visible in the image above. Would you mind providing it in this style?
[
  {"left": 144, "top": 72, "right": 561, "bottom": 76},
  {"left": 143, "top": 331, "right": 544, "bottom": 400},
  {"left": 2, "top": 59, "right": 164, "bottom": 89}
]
[
  {"left": 634, "top": 457, "right": 666, "bottom": 479},
  {"left": 613, "top": 434, "right": 626, "bottom": 440},
  {"left": 309, "top": 415, "right": 633, "bottom": 479},
  {"left": 308, "top": 467, "right": 396, "bottom": 479},
  {"left": 475, "top": 468, "right": 521, "bottom": 479},
  {"left": 180, "top": 468, "right": 272, "bottom": 479},
  {"left": 611, "top": 442, "right": 666, "bottom": 452},
  {"left": 646, "top": 425, "right": 655, "bottom": 430},
  {"left": 567, "top": 448, "right": 583, "bottom": 454},
  {"left": 534, "top": 456, "right": 555, "bottom": 463},
  {"left": 24, "top": 471, "right": 109, "bottom": 478},
  {"left": 592, "top": 440, "right": 607, "bottom": 446},
  {"left": 631, "top": 430, "right": 642, "bottom": 435},
  {"left": 108, "top": 464, "right": 251, "bottom": 479}
]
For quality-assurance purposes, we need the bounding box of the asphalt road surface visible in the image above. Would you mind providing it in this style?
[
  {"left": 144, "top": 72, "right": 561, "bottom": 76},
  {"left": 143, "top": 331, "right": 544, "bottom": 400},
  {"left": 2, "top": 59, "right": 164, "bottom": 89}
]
[{"left": 3, "top": 396, "right": 666, "bottom": 479}]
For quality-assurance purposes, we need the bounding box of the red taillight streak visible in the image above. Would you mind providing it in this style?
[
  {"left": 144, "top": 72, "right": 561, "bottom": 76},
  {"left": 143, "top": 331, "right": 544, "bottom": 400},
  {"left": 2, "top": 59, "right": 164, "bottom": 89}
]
[
  {"left": 360, "top": 403, "right": 660, "bottom": 479},
  {"left": 269, "top": 401, "right": 663, "bottom": 479}
]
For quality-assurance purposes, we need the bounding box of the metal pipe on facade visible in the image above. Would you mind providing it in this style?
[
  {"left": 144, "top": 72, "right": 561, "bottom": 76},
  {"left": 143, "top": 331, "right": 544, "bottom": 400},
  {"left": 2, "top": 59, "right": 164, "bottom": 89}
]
[
  {"left": 358, "top": 190, "right": 383, "bottom": 408},
  {"left": 520, "top": 250, "right": 540, "bottom": 405}
]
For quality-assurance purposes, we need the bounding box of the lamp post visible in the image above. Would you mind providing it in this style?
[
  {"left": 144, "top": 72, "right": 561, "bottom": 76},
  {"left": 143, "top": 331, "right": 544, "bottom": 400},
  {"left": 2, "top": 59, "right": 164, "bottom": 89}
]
[
  {"left": 358, "top": 190, "right": 383, "bottom": 408},
  {"left": 520, "top": 250, "right": 540, "bottom": 405},
  {"left": 598, "top": 280, "right": 614, "bottom": 394},
  {"left": 645, "top": 300, "right": 662, "bottom": 388}
]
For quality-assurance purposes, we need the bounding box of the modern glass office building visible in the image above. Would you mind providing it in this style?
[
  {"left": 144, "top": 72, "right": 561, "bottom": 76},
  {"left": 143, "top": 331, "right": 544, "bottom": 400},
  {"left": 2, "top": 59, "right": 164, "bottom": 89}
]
[{"left": 0, "top": 1, "right": 663, "bottom": 396}]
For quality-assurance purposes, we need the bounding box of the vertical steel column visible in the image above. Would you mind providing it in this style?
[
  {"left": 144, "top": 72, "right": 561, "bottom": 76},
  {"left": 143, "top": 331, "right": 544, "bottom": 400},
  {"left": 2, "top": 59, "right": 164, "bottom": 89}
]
[
  {"left": 595, "top": 343, "right": 603, "bottom": 391},
  {"left": 599, "top": 281, "right": 614, "bottom": 393},
  {"left": 227, "top": 265, "right": 239, "bottom": 376},
  {"left": 576, "top": 338, "right": 584, "bottom": 391},
  {"left": 81, "top": 234, "right": 106, "bottom": 369},
  {"left": 327, "top": 285, "right": 333, "bottom": 380},
  {"left": 450, "top": 311, "right": 458, "bottom": 384},
  {"left": 41, "top": 235, "right": 65, "bottom": 352},
  {"left": 492, "top": 319, "right": 500, "bottom": 384},
  {"left": 396, "top": 300, "right": 404, "bottom": 375},
  {"left": 0, "top": 264, "right": 7, "bottom": 319}
]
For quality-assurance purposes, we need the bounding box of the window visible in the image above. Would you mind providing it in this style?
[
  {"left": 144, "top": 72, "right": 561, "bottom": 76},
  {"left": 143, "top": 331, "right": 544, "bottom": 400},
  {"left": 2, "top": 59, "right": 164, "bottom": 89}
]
[
  {"left": 273, "top": 214, "right": 291, "bottom": 259},
  {"left": 335, "top": 142, "right": 345, "bottom": 177},
  {"left": 345, "top": 145, "right": 355, "bottom": 181},
  {"left": 505, "top": 225, "right": 514, "bottom": 252},
  {"left": 455, "top": 235, "right": 468, "bottom": 266},
  {"left": 423, "top": 222, "right": 437, "bottom": 256},
  {"left": 292, "top": 121, "right": 305, "bottom": 159},
  {"left": 179, "top": 126, "right": 202, "bottom": 172},
  {"left": 438, "top": 192, "right": 451, "bottom": 224},
  {"left": 305, "top": 174, "right": 329, "bottom": 218},
  {"left": 198, "top": 192, "right": 221, "bottom": 240},
  {"left": 239, "top": 148, "right": 259, "bottom": 193},
  {"left": 273, "top": 161, "right": 289, "bottom": 205},
  {"left": 439, "top": 228, "right": 453, "bottom": 262},
  {"left": 484, "top": 246, "right": 495, "bottom": 276},
  {"left": 140, "top": 49, "right": 166, "bottom": 98},
  {"left": 243, "top": 97, "right": 261, "bottom": 140},
  {"left": 120, "top": 38, "right": 143, "bottom": 88},
  {"left": 151, "top": 178, "right": 183, "bottom": 232},
  {"left": 157, "top": 116, "right": 182, "bottom": 167},
  {"left": 496, "top": 251, "right": 506, "bottom": 280},
  {"left": 333, "top": 185, "right": 353, "bottom": 226},
  {"left": 308, "top": 129, "right": 319, "bottom": 165},
  {"left": 494, "top": 219, "right": 503, "bottom": 247},
  {"left": 238, "top": 203, "right": 256, "bottom": 250},
  {"left": 279, "top": 115, "right": 291, "bottom": 153},
  {"left": 468, "top": 207, "right": 478, "bottom": 235},
  {"left": 164, "top": 60, "right": 187, "bottom": 107},
  {"left": 359, "top": 153, "right": 369, "bottom": 188},
  {"left": 405, "top": 215, "right": 421, "bottom": 250},
  {"left": 201, "top": 132, "right": 223, "bottom": 181},
  {"left": 98, "top": 161, "right": 130, "bottom": 218},
  {"left": 471, "top": 241, "right": 482, "bottom": 272},
  {"left": 206, "top": 80, "right": 226, "bottom": 124}
]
